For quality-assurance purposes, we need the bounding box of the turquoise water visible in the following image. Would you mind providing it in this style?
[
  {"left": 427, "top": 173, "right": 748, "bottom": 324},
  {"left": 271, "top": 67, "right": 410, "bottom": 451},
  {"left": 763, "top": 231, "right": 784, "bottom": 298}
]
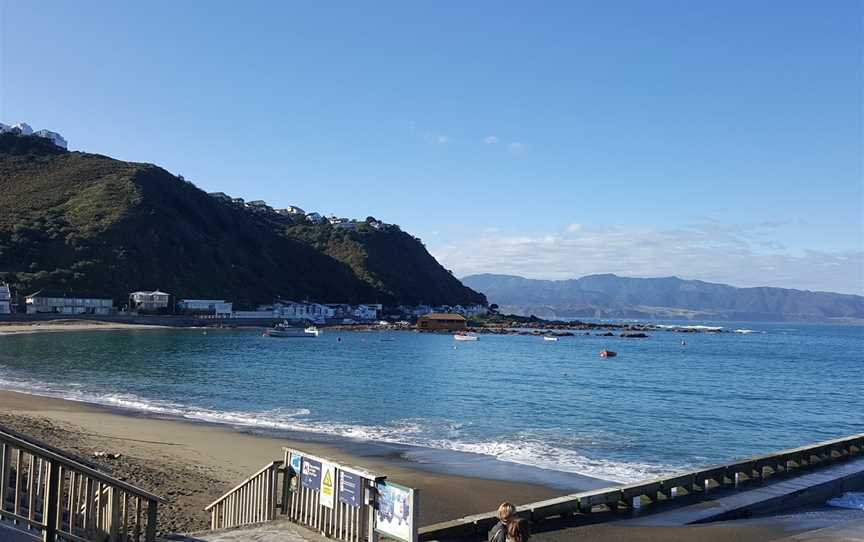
[{"left": 0, "top": 323, "right": 861, "bottom": 483}]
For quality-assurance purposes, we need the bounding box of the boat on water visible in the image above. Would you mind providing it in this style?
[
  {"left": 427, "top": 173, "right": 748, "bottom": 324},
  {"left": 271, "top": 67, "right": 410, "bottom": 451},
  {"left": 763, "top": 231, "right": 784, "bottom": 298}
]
[
  {"left": 264, "top": 322, "right": 320, "bottom": 338},
  {"left": 454, "top": 332, "right": 478, "bottom": 341},
  {"left": 543, "top": 336, "right": 559, "bottom": 341},
  {"left": 600, "top": 349, "right": 617, "bottom": 358}
]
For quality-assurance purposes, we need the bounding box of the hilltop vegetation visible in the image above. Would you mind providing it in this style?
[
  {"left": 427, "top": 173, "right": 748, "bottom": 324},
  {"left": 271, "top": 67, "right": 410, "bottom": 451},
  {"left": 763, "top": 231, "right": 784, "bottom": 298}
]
[{"left": 0, "top": 133, "right": 485, "bottom": 307}]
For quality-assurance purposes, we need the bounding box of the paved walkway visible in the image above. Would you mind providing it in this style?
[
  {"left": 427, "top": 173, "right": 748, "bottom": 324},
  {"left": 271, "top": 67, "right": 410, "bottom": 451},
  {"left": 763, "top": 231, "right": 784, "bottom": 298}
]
[
  {"left": 164, "top": 519, "right": 329, "bottom": 542},
  {"left": 620, "top": 457, "right": 864, "bottom": 527},
  {"left": 774, "top": 518, "right": 864, "bottom": 541}
]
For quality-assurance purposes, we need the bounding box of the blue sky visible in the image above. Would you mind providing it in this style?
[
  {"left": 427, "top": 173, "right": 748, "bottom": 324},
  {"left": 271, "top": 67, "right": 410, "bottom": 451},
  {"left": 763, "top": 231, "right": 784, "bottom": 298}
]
[{"left": 2, "top": 1, "right": 862, "bottom": 294}]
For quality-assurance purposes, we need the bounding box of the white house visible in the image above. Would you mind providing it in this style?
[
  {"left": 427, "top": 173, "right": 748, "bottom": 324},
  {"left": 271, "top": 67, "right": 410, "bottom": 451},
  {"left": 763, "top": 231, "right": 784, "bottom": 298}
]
[
  {"left": 306, "top": 213, "right": 325, "bottom": 224},
  {"left": 129, "top": 290, "right": 171, "bottom": 312},
  {"left": 274, "top": 301, "right": 336, "bottom": 321},
  {"left": 351, "top": 304, "right": 379, "bottom": 321},
  {"left": 177, "top": 299, "right": 233, "bottom": 316},
  {"left": 0, "top": 283, "right": 11, "bottom": 315},
  {"left": 33, "top": 129, "right": 68, "bottom": 149},
  {"left": 277, "top": 206, "right": 306, "bottom": 216},
  {"left": 25, "top": 293, "right": 113, "bottom": 315}
]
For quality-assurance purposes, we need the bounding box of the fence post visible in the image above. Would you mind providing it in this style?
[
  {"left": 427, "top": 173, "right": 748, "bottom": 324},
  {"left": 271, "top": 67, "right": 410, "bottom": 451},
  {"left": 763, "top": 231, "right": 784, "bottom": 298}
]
[
  {"left": 42, "top": 460, "right": 59, "bottom": 542},
  {"left": 145, "top": 499, "right": 158, "bottom": 542},
  {"left": 367, "top": 479, "right": 378, "bottom": 542}
]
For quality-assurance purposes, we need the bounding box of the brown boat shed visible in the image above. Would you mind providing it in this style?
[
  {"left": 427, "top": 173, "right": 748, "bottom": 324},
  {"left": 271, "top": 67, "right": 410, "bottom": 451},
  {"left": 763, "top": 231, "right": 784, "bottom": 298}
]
[{"left": 417, "top": 312, "right": 467, "bottom": 331}]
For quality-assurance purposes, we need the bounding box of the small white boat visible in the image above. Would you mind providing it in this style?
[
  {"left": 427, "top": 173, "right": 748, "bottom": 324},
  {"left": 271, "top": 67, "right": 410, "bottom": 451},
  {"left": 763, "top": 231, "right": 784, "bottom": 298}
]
[
  {"left": 264, "top": 322, "right": 320, "bottom": 338},
  {"left": 543, "top": 336, "right": 559, "bottom": 341},
  {"left": 454, "top": 332, "right": 478, "bottom": 341}
]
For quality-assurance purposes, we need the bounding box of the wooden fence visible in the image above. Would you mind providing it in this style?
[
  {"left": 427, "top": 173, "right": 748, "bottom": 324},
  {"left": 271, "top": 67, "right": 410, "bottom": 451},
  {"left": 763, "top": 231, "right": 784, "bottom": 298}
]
[
  {"left": 281, "top": 448, "right": 384, "bottom": 542},
  {"left": 205, "top": 460, "right": 282, "bottom": 530},
  {"left": 0, "top": 425, "right": 165, "bottom": 542},
  {"left": 419, "top": 432, "right": 864, "bottom": 541},
  {"left": 205, "top": 447, "right": 389, "bottom": 542}
]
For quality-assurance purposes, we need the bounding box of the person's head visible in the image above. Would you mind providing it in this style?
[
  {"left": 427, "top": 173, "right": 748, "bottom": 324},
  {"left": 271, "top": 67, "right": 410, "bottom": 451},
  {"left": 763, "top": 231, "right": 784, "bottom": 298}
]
[
  {"left": 497, "top": 502, "right": 516, "bottom": 524},
  {"left": 507, "top": 517, "right": 530, "bottom": 542}
]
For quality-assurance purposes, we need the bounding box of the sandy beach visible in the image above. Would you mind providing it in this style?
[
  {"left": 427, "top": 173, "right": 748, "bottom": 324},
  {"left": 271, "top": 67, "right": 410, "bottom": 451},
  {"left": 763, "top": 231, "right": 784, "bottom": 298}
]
[
  {"left": 0, "top": 390, "right": 859, "bottom": 541},
  {"left": 0, "top": 390, "right": 563, "bottom": 535},
  {"left": 0, "top": 319, "right": 169, "bottom": 335}
]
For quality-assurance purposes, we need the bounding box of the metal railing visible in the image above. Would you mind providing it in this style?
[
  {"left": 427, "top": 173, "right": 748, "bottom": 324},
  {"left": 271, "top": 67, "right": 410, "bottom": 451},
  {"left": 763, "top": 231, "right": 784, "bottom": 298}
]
[
  {"left": 0, "top": 425, "right": 165, "bottom": 542},
  {"left": 418, "top": 432, "right": 864, "bottom": 541},
  {"left": 205, "top": 460, "right": 282, "bottom": 531}
]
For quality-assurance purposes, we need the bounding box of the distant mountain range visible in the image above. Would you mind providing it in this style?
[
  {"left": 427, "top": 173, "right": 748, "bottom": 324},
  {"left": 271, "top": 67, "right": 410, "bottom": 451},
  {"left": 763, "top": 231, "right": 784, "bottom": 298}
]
[
  {"left": 0, "top": 132, "right": 485, "bottom": 307},
  {"left": 462, "top": 273, "right": 864, "bottom": 322}
]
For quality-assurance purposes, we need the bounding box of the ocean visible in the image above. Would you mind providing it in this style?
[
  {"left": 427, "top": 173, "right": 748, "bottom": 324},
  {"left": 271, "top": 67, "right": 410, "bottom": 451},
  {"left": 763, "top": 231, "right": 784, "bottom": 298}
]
[{"left": 0, "top": 323, "right": 861, "bottom": 484}]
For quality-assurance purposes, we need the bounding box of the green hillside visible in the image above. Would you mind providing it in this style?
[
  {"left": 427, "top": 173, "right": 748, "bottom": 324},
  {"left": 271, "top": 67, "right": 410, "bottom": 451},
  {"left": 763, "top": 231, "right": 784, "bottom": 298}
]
[{"left": 0, "top": 133, "right": 485, "bottom": 307}]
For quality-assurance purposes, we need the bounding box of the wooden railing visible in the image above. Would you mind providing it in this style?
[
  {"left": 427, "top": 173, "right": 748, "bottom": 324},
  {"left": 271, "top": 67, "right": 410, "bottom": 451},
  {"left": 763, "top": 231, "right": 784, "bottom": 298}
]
[
  {"left": 205, "top": 460, "right": 282, "bottom": 531},
  {"left": 419, "top": 432, "right": 864, "bottom": 541},
  {"left": 205, "top": 448, "right": 387, "bottom": 542},
  {"left": 0, "top": 425, "right": 165, "bottom": 542}
]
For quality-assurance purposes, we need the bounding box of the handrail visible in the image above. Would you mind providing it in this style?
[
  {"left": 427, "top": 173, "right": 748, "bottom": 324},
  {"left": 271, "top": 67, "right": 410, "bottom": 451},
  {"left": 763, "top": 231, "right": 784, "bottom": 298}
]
[
  {"left": 0, "top": 427, "right": 165, "bottom": 504},
  {"left": 205, "top": 460, "right": 282, "bottom": 511},
  {"left": 419, "top": 432, "right": 864, "bottom": 540}
]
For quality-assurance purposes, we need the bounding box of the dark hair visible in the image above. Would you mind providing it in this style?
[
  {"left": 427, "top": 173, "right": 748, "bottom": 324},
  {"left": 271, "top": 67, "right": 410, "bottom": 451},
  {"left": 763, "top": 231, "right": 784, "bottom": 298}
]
[{"left": 507, "top": 517, "right": 530, "bottom": 542}]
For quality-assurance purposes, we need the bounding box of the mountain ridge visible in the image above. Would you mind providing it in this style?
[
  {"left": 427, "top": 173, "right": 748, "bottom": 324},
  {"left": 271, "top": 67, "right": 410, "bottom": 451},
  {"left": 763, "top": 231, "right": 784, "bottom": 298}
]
[{"left": 462, "top": 273, "right": 863, "bottom": 322}]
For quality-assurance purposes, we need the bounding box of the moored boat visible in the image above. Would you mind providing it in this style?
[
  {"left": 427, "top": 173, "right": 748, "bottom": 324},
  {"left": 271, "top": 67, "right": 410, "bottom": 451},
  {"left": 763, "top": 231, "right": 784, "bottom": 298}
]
[
  {"left": 264, "top": 321, "right": 320, "bottom": 338},
  {"left": 454, "top": 332, "right": 478, "bottom": 341},
  {"left": 600, "top": 349, "right": 617, "bottom": 358},
  {"left": 543, "top": 336, "right": 559, "bottom": 341}
]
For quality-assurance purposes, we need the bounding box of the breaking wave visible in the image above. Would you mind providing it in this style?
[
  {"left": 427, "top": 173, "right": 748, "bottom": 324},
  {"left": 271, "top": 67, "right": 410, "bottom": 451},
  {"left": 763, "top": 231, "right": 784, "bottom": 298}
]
[{"left": 0, "top": 374, "right": 677, "bottom": 483}]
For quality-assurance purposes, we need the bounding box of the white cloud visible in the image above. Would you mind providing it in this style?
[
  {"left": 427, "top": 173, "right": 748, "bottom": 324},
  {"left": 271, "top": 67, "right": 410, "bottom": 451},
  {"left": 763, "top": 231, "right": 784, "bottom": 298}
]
[
  {"left": 437, "top": 135, "right": 450, "bottom": 144},
  {"left": 484, "top": 135, "right": 499, "bottom": 145},
  {"left": 431, "top": 223, "right": 864, "bottom": 295}
]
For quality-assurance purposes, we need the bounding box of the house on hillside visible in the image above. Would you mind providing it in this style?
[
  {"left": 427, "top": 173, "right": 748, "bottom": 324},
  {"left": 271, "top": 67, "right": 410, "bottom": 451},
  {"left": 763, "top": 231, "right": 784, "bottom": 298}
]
[
  {"left": 208, "top": 192, "right": 232, "bottom": 202},
  {"left": 177, "top": 299, "right": 233, "bottom": 316},
  {"left": 25, "top": 292, "right": 113, "bottom": 315},
  {"left": 0, "top": 283, "right": 11, "bottom": 315},
  {"left": 306, "top": 213, "right": 325, "bottom": 224},
  {"left": 277, "top": 206, "right": 305, "bottom": 217},
  {"left": 129, "top": 290, "right": 172, "bottom": 313},
  {"left": 417, "top": 313, "right": 466, "bottom": 331},
  {"left": 247, "top": 200, "right": 272, "bottom": 212},
  {"left": 231, "top": 197, "right": 245, "bottom": 205}
]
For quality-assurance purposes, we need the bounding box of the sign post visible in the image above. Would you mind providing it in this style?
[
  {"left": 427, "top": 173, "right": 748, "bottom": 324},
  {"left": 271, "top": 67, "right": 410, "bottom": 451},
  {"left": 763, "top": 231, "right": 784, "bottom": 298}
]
[
  {"left": 320, "top": 462, "right": 335, "bottom": 509},
  {"left": 374, "top": 480, "right": 418, "bottom": 542}
]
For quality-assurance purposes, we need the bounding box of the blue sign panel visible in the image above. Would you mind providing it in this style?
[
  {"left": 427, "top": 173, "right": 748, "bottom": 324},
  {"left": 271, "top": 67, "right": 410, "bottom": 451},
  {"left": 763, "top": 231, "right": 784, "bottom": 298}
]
[
  {"left": 289, "top": 453, "right": 302, "bottom": 474},
  {"left": 301, "top": 458, "right": 322, "bottom": 490},
  {"left": 338, "top": 470, "right": 362, "bottom": 507}
]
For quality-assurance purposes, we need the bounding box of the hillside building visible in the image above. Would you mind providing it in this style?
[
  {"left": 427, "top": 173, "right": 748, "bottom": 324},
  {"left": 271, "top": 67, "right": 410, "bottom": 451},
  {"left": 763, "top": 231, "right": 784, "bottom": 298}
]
[
  {"left": 0, "top": 283, "right": 11, "bottom": 315},
  {"left": 129, "top": 290, "right": 172, "bottom": 312},
  {"left": 416, "top": 313, "right": 467, "bottom": 331},
  {"left": 208, "top": 192, "right": 232, "bottom": 202},
  {"left": 25, "top": 293, "right": 113, "bottom": 315}
]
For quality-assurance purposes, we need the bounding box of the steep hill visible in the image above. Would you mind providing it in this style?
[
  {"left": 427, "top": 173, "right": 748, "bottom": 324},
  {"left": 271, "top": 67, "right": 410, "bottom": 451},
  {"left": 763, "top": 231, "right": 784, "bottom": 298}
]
[
  {"left": 463, "top": 273, "right": 864, "bottom": 322},
  {"left": 0, "top": 133, "right": 485, "bottom": 307}
]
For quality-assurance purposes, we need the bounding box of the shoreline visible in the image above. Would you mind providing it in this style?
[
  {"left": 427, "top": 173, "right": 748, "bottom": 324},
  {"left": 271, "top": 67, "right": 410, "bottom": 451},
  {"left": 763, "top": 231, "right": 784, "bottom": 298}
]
[
  {"left": 0, "top": 389, "right": 575, "bottom": 534},
  {"left": 0, "top": 318, "right": 172, "bottom": 335}
]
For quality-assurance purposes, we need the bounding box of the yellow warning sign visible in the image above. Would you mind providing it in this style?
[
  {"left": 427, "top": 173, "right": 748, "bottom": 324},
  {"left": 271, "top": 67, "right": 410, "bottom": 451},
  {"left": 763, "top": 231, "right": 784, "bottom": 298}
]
[{"left": 320, "top": 462, "right": 335, "bottom": 509}]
